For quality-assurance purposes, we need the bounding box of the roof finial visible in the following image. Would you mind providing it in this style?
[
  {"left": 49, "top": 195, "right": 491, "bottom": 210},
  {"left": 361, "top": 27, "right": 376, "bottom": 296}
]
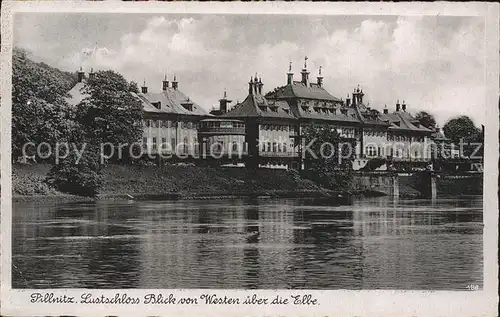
[
  {"left": 304, "top": 56, "right": 308, "bottom": 69},
  {"left": 223, "top": 89, "right": 227, "bottom": 98},
  {"left": 319, "top": 65, "right": 322, "bottom": 76},
  {"left": 143, "top": 79, "right": 146, "bottom": 86},
  {"left": 90, "top": 67, "right": 94, "bottom": 73},
  {"left": 164, "top": 73, "right": 167, "bottom": 81},
  {"left": 288, "top": 61, "right": 292, "bottom": 72},
  {"left": 173, "top": 74, "right": 176, "bottom": 81},
  {"left": 403, "top": 100, "right": 405, "bottom": 104},
  {"left": 79, "top": 66, "right": 83, "bottom": 71}
]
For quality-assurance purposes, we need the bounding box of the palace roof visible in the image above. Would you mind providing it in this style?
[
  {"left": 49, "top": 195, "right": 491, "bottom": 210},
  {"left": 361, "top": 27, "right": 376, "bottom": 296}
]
[
  {"left": 354, "top": 103, "right": 391, "bottom": 127},
  {"left": 223, "top": 80, "right": 296, "bottom": 120},
  {"left": 65, "top": 76, "right": 209, "bottom": 117},
  {"left": 380, "top": 111, "right": 433, "bottom": 133},
  {"left": 135, "top": 88, "right": 209, "bottom": 116},
  {"left": 266, "top": 82, "right": 342, "bottom": 102}
]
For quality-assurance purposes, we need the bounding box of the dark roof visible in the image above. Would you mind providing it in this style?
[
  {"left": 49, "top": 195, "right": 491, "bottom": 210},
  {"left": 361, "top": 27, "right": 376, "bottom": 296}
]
[
  {"left": 355, "top": 103, "right": 391, "bottom": 127},
  {"left": 380, "top": 111, "right": 433, "bottom": 133},
  {"left": 222, "top": 90, "right": 296, "bottom": 120},
  {"left": 294, "top": 102, "right": 361, "bottom": 124},
  {"left": 66, "top": 80, "right": 208, "bottom": 117},
  {"left": 266, "top": 82, "right": 342, "bottom": 102},
  {"left": 136, "top": 88, "right": 209, "bottom": 116}
]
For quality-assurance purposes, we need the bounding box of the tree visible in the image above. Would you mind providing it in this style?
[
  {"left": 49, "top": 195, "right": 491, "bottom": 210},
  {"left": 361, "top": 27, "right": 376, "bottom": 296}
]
[
  {"left": 12, "top": 47, "right": 78, "bottom": 160},
  {"left": 443, "top": 115, "right": 481, "bottom": 144},
  {"left": 415, "top": 111, "right": 437, "bottom": 129},
  {"left": 76, "top": 70, "right": 143, "bottom": 147},
  {"left": 301, "top": 124, "right": 355, "bottom": 190}
]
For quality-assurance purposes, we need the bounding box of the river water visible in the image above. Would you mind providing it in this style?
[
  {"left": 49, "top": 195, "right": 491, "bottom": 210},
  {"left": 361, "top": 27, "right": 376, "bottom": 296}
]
[{"left": 12, "top": 196, "right": 483, "bottom": 290}]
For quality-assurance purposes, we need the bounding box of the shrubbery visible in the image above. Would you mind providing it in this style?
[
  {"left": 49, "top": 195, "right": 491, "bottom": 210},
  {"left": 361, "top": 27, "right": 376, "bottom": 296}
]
[
  {"left": 46, "top": 146, "right": 103, "bottom": 197},
  {"left": 13, "top": 173, "right": 57, "bottom": 196}
]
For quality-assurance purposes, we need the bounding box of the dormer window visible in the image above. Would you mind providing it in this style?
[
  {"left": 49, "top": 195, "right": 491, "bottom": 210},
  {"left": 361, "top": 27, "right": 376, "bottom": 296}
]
[
  {"left": 258, "top": 106, "right": 267, "bottom": 112},
  {"left": 270, "top": 106, "right": 278, "bottom": 113},
  {"left": 152, "top": 101, "right": 161, "bottom": 109},
  {"left": 182, "top": 103, "right": 193, "bottom": 111},
  {"left": 302, "top": 106, "right": 310, "bottom": 112},
  {"left": 283, "top": 109, "right": 290, "bottom": 114}
]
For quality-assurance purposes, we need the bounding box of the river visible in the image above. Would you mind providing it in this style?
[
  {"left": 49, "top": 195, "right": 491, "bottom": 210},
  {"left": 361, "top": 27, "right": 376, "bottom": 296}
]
[{"left": 12, "top": 196, "right": 483, "bottom": 290}]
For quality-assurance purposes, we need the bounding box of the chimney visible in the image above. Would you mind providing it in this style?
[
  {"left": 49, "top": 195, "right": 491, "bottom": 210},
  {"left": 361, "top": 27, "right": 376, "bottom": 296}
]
[
  {"left": 287, "top": 61, "right": 293, "bottom": 85},
  {"left": 402, "top": 100, "right": 406, "bottom": 112},
  {"left": 88, "top": 68, "right": 95, "bottom": 80},
  {"left": 248, "top": 77, "right": 254, "bottom": 95},
  {"left": 162, "top": 75, "right": 169, "bottom": 91},
  {"left": 317, "top": 66, "right": 323, "bottom": 87},
  {"left": 219, "top": 90, "right": 232, "bottom": 114},
  {"left": 141, "top": 80, "right": 148, "bottom": 94},
  {"left": 352, "top": 88, "right": 357, "bottom": 106},
  {"left": 383, "top": 105, "right": 388, "bottom": 114},
  {"left": 301, "top": 56, "right": 309, "bottom": 86},
  {"left": 396, "top": 99, "right": 400, "bottom": 112},
  {"left": 346, "top": 94, "right": 351, "bottom": 107},
  {"left": 77, "top": 67, "right": 84, "bottom": 83},
  {"left": 171, "top": 75, "right": 178, "bottom": 90},
  {"left": 257, "top": 78, "right": 263, "bottom": 95}
]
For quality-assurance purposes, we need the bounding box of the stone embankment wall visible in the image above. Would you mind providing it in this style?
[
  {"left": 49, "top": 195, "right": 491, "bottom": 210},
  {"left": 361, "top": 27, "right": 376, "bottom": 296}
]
[{"left": 352, "top": 172, "right": 483, "bottom": 198}]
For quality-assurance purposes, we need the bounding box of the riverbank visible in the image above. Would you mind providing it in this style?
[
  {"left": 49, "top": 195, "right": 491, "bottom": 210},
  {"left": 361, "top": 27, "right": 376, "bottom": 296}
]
[{"left": 13, "top": 163, "right": 344, "bottom": 203}]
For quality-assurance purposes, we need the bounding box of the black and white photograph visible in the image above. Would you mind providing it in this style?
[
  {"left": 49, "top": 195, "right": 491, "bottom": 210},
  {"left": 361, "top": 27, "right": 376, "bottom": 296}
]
[{"left": 1, "top": 2, "right": 498, "bottom": 316}]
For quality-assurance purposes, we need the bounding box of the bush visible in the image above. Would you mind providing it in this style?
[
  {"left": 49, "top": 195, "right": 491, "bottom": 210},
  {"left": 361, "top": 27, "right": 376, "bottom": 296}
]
[
  {"left": 46, "top": 145, "right": 103, "bottom": 196},
  {"left": 13, "top": 173, "right": 57, "bottom": 196}
]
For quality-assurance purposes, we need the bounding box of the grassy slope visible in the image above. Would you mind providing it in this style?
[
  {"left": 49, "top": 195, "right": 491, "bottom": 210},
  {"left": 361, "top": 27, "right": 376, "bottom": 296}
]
[{"left": 13, "top": 164, "right": 329, "bottom": 198}]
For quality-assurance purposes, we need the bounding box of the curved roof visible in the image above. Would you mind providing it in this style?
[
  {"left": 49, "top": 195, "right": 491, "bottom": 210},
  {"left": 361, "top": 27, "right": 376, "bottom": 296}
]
[
  {"left": 137, "top": 88, "right": 209, "bottom": 116},
  {"left": 379, "top": 111, "right": 433, "bottom": 133},
  {"left": 223, "top": 90, "right": 296, "bottom": 120},
  {"left": 266, "top": 82, "right": 342, "bottom": 102}
]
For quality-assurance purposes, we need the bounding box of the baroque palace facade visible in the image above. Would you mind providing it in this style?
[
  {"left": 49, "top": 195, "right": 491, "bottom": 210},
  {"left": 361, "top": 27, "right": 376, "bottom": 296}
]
[{"left": 67, "top": 59, "right": 435, "bottom": 171}]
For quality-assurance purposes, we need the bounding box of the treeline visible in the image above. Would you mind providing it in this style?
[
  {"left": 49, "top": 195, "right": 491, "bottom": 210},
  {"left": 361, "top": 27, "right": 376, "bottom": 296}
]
[{"left": 12, "top": 47, "right": 143, "bottom": 196}]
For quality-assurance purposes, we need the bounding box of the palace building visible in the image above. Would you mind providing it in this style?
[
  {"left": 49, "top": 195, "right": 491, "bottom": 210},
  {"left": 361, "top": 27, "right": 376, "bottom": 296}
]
[{"left": 67, "top": 60, "right": 435, "bottom": 170}]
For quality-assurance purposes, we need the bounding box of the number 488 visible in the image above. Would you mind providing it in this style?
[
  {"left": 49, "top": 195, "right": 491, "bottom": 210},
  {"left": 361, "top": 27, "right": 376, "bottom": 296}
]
[{"left": 466, "top": 285, "right": 479, "bottom": 291}]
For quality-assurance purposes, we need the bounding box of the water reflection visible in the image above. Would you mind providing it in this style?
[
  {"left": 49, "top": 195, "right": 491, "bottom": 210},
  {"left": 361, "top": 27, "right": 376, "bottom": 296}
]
[{"left": 12, "top": 196, "right": 483, "bottom": 290}]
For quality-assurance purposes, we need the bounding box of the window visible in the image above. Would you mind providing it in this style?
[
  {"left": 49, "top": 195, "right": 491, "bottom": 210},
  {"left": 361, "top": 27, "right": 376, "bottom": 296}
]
[
  {"left": 171, "top": 138, "right": 176, "bottom": 150},
  {"left": 366, "top": 145, "right": 377, "bottom": 157},
  {"left": 183, "top": 137, "right": 189, "bottom": 153},
  {"left": 146, "top": 120, "right": 151, "bottom": 127},
  {"left": 272, "top": 142, "right": 277, "bottom": 152},
  {"left": 267, "top": 142, "right": 271, "bottom": 152},
  {"left": 284, "top": 143, "right": 287, "bottom": 153},
  {"left": 278, "top": 143, "right": 282, "bottom": 152},
  {"left": 261, "top": 142, "right": 266, "bottom": 152},
  {"left": 152, "top": 137, "right": 157, "bottom": 150},
  {"left": 232, "top": 142, "right": 238, "bottom": 152},
  {"left": 161, "top": 138, "right": 167, "bottom": 150},
  {"left": 143, "top": 137, "right": 148, "bottom": 149}
]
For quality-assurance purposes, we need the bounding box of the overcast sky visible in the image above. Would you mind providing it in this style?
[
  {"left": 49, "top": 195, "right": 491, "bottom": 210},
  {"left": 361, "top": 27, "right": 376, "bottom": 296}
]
[{"left": 14, "top": 13, "right": 485, "bottom": 126}]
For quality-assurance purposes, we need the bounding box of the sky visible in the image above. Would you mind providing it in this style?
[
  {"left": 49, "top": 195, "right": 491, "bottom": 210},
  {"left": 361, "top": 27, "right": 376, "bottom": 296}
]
[{"left": 14, "top": 13, "right": 486, "bottom": 126}]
